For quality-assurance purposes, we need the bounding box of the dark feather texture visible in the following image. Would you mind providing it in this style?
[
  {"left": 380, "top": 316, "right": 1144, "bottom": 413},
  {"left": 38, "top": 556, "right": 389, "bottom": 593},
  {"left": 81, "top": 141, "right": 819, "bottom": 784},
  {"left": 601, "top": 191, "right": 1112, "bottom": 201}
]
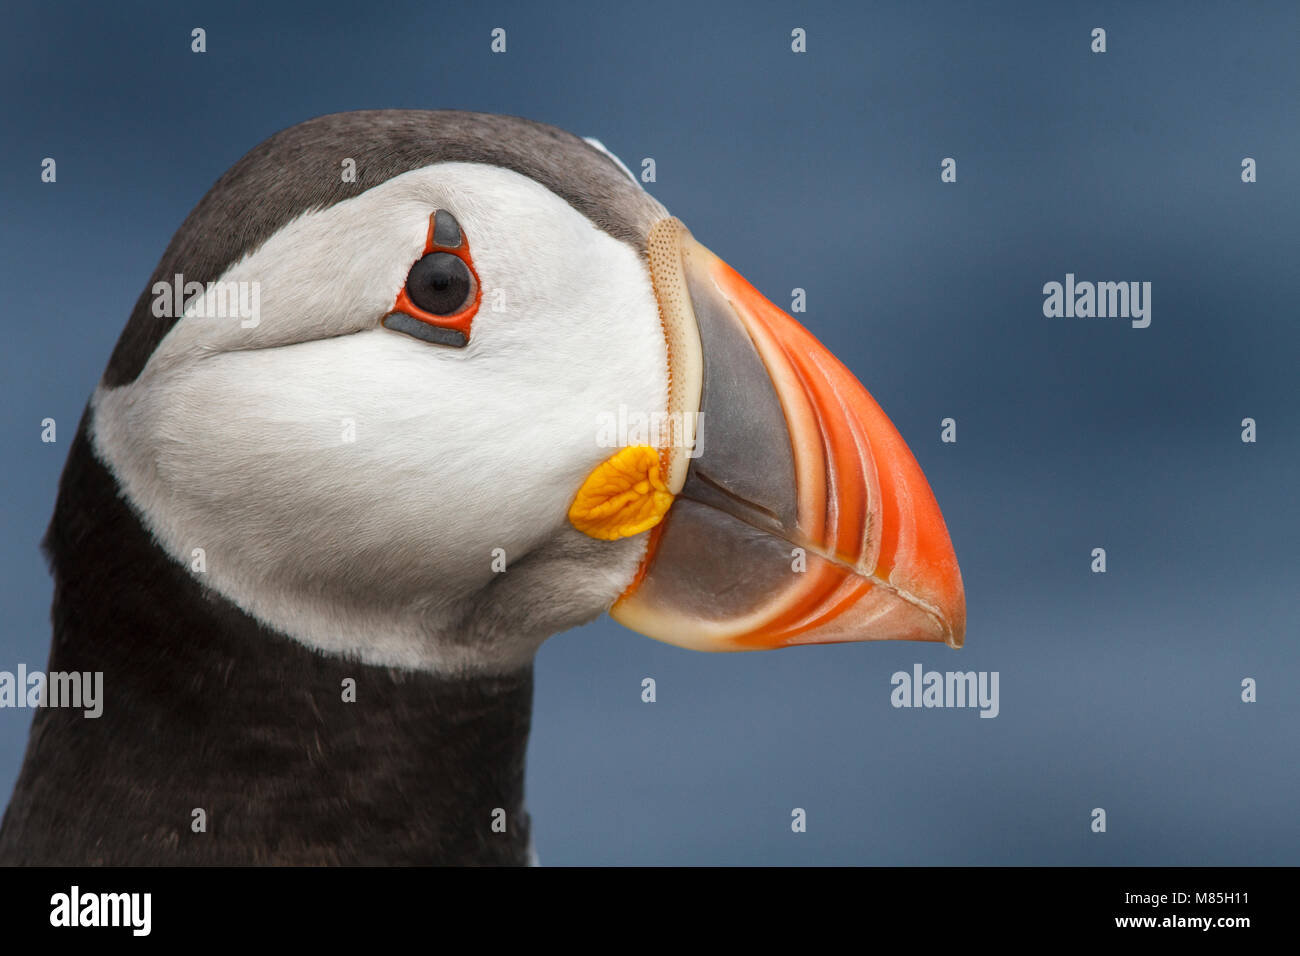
[{"left": 0, "top": 421, "right": 534, "bottom": 865}]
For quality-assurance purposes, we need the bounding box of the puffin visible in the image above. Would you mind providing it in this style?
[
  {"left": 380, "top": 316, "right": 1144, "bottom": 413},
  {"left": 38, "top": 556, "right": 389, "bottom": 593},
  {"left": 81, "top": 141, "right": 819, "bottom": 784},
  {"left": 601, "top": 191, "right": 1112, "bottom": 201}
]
[{"left": 0, "top": 110, "right": 965, "bottom": 865}]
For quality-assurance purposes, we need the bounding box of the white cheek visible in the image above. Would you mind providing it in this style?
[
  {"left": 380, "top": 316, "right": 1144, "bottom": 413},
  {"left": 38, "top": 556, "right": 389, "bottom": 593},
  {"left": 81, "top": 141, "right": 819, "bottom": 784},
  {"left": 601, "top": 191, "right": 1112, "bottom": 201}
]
[
  {"left": 92, "top": 163, "right": 669, "bottom": 673},
  {"left": 105, "top": 335, "right": 561, "bottom": 587}
]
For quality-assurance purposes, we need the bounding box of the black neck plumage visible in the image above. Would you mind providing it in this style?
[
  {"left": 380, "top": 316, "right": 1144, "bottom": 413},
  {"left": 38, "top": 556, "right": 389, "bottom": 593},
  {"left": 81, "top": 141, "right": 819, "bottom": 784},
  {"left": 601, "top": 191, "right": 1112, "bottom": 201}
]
[{"left": 0, "top": 421, "right": 534, "bottom": 865}]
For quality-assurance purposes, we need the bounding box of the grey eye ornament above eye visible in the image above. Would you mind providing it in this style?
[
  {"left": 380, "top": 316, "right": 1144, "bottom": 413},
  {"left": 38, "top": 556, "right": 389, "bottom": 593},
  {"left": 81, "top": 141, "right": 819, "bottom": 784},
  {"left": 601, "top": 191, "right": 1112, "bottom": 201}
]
[{"left": 382, "top": 210, "right": 481, "bottom": 348}]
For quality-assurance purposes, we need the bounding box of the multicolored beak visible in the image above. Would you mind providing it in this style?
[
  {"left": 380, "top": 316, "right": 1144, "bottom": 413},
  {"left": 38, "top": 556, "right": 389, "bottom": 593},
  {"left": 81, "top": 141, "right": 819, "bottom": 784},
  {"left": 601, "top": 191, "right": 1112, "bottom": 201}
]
[{"left": 612, "top": 219, "right": 966, "bottom": 651}]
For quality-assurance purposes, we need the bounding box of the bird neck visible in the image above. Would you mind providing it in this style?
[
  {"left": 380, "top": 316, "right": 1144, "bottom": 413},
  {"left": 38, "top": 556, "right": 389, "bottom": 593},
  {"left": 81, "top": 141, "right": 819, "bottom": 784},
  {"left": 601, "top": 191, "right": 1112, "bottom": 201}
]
[{"left": 0, "top": 424, "right": 535, "bottom": 865}]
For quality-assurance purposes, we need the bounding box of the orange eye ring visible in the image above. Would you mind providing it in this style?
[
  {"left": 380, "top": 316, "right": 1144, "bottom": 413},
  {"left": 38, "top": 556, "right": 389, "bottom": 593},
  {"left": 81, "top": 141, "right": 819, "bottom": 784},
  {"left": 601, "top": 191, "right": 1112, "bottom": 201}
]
[{"left": 382, "top": 210, "right": 482, "bottom": 347}]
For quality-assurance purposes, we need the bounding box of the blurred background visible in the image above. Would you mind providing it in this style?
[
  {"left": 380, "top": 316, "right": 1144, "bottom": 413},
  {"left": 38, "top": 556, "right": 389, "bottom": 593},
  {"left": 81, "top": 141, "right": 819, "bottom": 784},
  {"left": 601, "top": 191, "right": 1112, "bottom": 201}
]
[{"left": 1, "top": 0, "right": 1296, "bottom": 864}]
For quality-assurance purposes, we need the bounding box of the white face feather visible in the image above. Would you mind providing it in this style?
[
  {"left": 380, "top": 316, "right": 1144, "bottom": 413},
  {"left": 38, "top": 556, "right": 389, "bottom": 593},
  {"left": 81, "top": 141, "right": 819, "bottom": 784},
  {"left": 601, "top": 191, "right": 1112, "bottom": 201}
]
[{"left": 92, "top": 163, "right": 670, "bottom": 674}]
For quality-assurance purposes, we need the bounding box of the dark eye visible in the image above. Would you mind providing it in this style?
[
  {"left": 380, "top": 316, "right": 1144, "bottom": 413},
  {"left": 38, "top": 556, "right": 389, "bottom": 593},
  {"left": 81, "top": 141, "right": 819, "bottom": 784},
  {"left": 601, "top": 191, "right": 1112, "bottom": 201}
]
[{"left": 405, "top": 252, "right": 474, "bottom": 315}]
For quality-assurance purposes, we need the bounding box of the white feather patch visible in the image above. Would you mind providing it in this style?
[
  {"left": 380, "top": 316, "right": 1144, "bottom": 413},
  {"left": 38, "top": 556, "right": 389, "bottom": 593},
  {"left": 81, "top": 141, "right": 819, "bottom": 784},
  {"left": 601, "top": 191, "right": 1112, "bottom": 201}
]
[{"left": 93, "top": 163, "right": 668, "bottom": 674}]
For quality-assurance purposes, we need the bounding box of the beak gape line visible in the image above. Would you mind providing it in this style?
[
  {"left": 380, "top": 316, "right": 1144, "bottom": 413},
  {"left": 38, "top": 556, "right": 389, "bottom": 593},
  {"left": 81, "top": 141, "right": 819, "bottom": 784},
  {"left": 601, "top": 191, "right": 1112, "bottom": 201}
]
[{"left": 382, "top": 209, "right": 482, "bottom": 347}]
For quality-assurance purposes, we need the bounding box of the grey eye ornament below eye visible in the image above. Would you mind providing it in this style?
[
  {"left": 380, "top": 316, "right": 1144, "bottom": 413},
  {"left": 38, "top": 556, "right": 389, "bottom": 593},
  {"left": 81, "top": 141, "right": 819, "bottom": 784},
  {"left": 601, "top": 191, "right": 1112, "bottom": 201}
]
[{"left": 382, "top": 210, "right": 481, "bottom": 347}]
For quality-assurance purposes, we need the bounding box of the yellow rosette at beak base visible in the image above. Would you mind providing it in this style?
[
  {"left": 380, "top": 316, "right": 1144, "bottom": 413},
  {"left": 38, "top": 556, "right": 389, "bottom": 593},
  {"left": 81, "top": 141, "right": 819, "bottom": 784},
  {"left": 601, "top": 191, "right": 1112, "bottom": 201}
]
[{"left": 568, "top": 445, "right": 675, "bottom": 541}]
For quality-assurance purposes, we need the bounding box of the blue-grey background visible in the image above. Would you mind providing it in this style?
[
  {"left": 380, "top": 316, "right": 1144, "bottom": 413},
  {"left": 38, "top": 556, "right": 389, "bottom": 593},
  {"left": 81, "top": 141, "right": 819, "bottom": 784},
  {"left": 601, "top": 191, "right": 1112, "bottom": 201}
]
[{"left": 1, "top": 0, "right": 1296, "bottom": 864}]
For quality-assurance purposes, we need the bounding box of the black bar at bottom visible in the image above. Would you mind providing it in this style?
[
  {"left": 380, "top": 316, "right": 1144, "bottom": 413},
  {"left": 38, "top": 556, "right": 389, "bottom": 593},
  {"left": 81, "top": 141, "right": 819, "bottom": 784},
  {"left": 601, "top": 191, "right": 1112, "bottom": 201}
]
[{"left": 0, "top": 866, "right": 1284, "bottom": 940}]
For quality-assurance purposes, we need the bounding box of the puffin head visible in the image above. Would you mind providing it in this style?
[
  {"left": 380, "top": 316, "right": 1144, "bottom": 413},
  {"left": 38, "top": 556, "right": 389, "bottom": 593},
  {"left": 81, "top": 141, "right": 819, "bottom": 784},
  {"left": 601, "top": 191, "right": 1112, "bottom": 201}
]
[{"left": 91, "top": 110, "right": 965, "bottom": 676}]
